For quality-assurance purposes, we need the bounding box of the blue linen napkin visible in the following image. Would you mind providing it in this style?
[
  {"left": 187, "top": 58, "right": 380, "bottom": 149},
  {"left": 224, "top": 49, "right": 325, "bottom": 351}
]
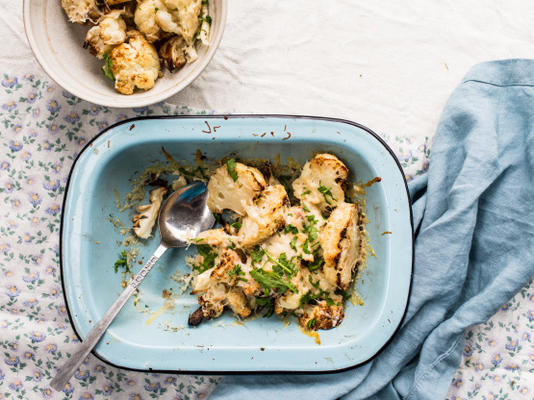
[{"left": 209, "top": 59, "right": 534, "bottom": 399}]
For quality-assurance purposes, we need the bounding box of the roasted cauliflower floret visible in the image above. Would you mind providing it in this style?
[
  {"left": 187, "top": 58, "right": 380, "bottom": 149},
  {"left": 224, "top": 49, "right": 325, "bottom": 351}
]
[
  {"left": 197, "top": 283, "right": 227, "bottom": 319},
  {"left": 207, "top": 162, "right": 266, "bottom": 216},
  {"left": 99, "top": 10, "right": 127, "bottom": 45},
  {"left": 110, "top": 30, "right": 160, "bottom": 95},
  {"left": 293, "top": 154, "right": 349, "bottom": 212},
  {"left": 195, "top": 228, "right": 234, "bottom": 248},
  {"left": 84, "top": 26, "right": 112, "bottom": 59},
  {"left": 132, "top": 186, "right": 167, "bottom": 239},
  {"left": 191, "top": 249, "right": 252, "bottom": 321},
  {"left": 134, "top": 0, "right": 166, "bottom": 42},
  {"left": 319, "top": 202, "right": 362, "bottom": 290},
  {"left": 238, "top": 185, "right": 289, "bottom": 248},
  {"left": 159, "top": 36, "right": 187, "bottom": 71},
  {"left": 135, "top": 0, "right": 201, "bottom": 44},
  {"left": 163, "top": 0, "right": 202, "bottom": 44},
  {"left": 84, "top": 10, "right": 127, "bottom": 58},
  {"left": 299, "top": 300, "right": 345, "bottom": 330},
  {"left": 61, "top": 0, "right": 97, "bottom": 23},
  {"left": 226, "top": 288, "right": 252, "bottom": 318}
]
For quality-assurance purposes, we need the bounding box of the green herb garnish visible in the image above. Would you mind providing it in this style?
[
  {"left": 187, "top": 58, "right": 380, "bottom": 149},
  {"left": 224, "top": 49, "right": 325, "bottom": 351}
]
[
  {"left": 195, "top": 244, "right": 217, "bottom": 273},
  {"left": 306, "top": 318, "right": 317, "bottom": 330},
  {"left": 103, "top": 52, "right": 114, "bottom": 81},
  {"left": 318, "top": 182, "right": 335, "bottom": 205},
  {"left": 302, "top": 215, "right": 318, "bottom": 241},
  {"left": 231, "top": 220, "right": 242, "bottom": 230},
  {"left": 284, "top": 224, "right": 298, "bottom": 234},
  {"left": 265, "top": 251, "right": 296, "bottom": 277},
  {"left": 114, "top": 251, "right": 129, "bottom": 273},
  {"left": 255, "top": 296, "right": 274, "bottom": 318},
  {"left": 250, "top": 246, "right": 266, "bottom": 265},
  {"left": 301, "top": 238, "right": 311, "bottom": 254},
  {"left": 226, "top": 158, "right": 238, "bottom": 182},
  {"left": 289, "top": 236, "right": 298, "bottom": 251},
  {"left": 229, "top": 264, "right": 248, "bottom": 282},
  {"left": 250, "top": 268, "right": 298, "bottom": 295}
]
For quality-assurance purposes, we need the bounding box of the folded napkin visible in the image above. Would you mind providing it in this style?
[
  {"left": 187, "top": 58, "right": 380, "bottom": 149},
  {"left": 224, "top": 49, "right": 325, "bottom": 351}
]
[{"left": 209, "top": 59, "right": 534, "bottom": 399}]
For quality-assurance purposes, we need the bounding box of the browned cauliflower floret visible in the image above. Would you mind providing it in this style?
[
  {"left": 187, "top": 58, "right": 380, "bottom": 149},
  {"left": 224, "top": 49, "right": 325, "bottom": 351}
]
[
  {"left": 135, "top": 0, "right": 202, "bottom": 46},
  {"left": 134, "top": 0, "right": 166, "bottom": 42},
  {"left": 319, "top": 202, "right": 362, "bottom": 290},
  {"left": 161, "top": 0, "right": 202, "bottom": 44},
  {"left": 61, "top": 0, "right": 97, "bottom": 23},
  {"left": 132, "top": 186, "right": 167, "bottom": 239},
  {"left": 237, "top": 185, "right": 289, "bottom": 248},
  {"left": 84, "top": 10, "right": 127, "bottom": 59},
  {"left": 195, "top": 228, "right": 234, "bottom": 248},
  {"left": 226, "top": 288, "right": 251, "bottom": 318},
  {"left": 293, "top": 154, "right": 349, "bottom": 212},
  {"left": 299, "top": 300, "right": 345, "bottom": 330},
  {"left": 207, "top": 163, "right": 266, "bottom": 216},
  {"left": 110, "top": 31, "right": 160, "bottom": 95},
  {"left": 191, "top": 249, "right": 252, "bottom": 321}
]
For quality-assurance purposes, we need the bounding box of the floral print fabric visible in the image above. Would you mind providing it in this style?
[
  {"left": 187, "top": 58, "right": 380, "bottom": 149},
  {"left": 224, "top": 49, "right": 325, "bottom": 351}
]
[{"left": 0, "top": 73, "right": 530, "bottom": 399}]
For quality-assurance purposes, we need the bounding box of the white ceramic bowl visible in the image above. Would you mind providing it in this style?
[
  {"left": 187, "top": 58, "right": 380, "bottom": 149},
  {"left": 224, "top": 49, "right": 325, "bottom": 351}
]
[{"left": 23, "top": 0, "right": 227, "bottom": 108}]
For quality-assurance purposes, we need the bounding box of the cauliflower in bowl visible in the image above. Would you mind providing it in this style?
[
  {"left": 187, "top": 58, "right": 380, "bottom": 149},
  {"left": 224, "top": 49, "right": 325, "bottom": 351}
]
[{"left": 61, "top": 0, "right": 212, "bottom": 94}]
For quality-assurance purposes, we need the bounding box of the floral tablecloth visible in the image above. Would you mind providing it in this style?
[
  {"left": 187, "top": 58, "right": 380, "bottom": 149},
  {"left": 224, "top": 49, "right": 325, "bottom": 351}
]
[
  {"left": 0, "top": 72, "right": 533, "bottom": 400},
  {"left": 2, "top": 0, "right": 534, "bottom": 398}
]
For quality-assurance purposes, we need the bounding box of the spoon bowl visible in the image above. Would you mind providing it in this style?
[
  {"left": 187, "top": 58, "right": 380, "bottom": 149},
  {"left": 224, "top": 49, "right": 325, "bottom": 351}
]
[{"left": 160, "top": 182, "right": 215, "bottom": 248}]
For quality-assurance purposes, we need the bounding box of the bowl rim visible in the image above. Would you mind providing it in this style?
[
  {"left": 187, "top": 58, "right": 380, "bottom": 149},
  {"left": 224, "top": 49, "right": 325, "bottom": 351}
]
[
  {"left": 22, "top": 0, "right": 228, "bottom": 108},
  {"left": 59, "top": 114, "right": 414, "bottom": 375}
]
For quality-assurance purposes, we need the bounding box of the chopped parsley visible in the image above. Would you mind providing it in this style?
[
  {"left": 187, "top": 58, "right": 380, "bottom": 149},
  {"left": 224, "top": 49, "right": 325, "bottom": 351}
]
[
  {"left": 284, "top": 224, "right": 298, "bottom": 234},
  {"left": 199, "top": 15, "right": 212, "bottom": 24},
  {"left": 337, "top": 289, "right": 352, "bottom": 300},
  {"left": 289, "top": 236, "right": 298, "bottom": 251},
  {"left": 265, "top": 251, "right": 296, "bottom": 277},
  {"left": 306, "top": 318, "right": 317, "bottom": 330},
  {"left": 302, "top": 215, "right": 319, "bottom": 241},
  {"left": 318, "top": 182, "right": 335, "bottom": 205},
  {"left": 229, "top": 265, "right": 247, "bottom": 282},
  {"left": 255, "top": 296, "right": 274, "bottom": 318},
  {"left": 231, "top": 220, "right": 242, "bottom": 230},
  {"left": 226, "top": 158, "right": 238, "bottom": 182},
  {"left": 301, "top": 238, "right": 311, "bottom": 254},
  {"left": 195, "top": 244, "right": 217, "bottom": 273},
  {"left": 302, "top": 203, "right": 310, "bottom": 212},
  {"left": 250, "top": 268, "right": 297, "bottom": 295},
  {"left": 306, "top": 252, "right": 324, "bottom": 271},
  {"left": 250, "top": 246, "right": 266, "bottom": 265},
  {"left": 114, "top": 251, "right": 130, "bottom": 273},
  {"left": 300, "top": 277, "right": 339, "bottom": 307},
  {"left": 102, "top": 52, "right": 114, "bottom": 81}
]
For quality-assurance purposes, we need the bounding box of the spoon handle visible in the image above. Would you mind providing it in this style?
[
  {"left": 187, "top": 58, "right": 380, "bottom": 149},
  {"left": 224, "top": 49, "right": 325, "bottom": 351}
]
[{"left": 50, "top": 243, "right": 168, "bottom": 392}]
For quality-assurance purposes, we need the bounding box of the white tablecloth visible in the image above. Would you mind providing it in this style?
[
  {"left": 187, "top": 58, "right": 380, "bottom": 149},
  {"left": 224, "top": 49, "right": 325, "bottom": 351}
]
[{"left": 1, "top": 1, "right": 533, "bottom": 399}]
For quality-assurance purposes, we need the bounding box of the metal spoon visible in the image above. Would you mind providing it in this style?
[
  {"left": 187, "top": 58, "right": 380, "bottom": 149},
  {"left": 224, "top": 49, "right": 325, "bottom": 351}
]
[{"left": 50, "top": 182, "right": 214, "bottom": 391}]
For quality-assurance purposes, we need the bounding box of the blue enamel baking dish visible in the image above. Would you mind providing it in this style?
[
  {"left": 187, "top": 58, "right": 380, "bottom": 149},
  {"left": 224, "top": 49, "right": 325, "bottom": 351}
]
[{"left": 60, "top": 115, "right": 413, "bottom": 373}]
